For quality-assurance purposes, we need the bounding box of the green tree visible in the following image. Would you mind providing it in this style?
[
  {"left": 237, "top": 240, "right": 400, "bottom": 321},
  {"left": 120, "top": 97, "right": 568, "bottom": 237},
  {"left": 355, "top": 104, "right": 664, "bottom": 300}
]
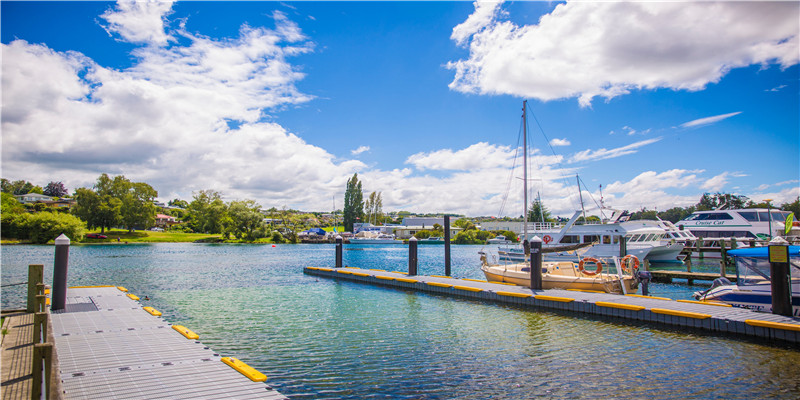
[
  {"left": 782, "top": 197, "right": 800, "bottom": 217},
  {"left": 168, "top": 199, "right": 189, "bottom": 208},
  {"left": 342, "top": 173, "right": 364, "bottom": 232},
  {"left": 119, "top": 182, "right": 158, "bottom": 232},
  {"left": 24, "top": 212, "right": 86, "bottom": 244},
  {"left": 629, "top": 209, "right": 658, "bottom": 220},
  {"left": 528, "top": 199, "right": 553, "bottom": 223},
  {"left": 1, "top": 179, "right": 36, "bottom": 195},
  {"left": 696, "top": 192, "right": 750, "bottom": 211},
  {"left": 72, "top": 187, "right": 121, "bottom": 233},
  {"left": 1, "top": 192, "right": 25, "bottom": 214},
  {"left": 453, "top": 218, "right": 476, "bottom": 231},
  {"left": 226, "top": 199, "right": 265, "bottom": 241},
  {"left": 657, "top": 206, "right": 694, "bottom": 223},
  {"left": 364, "top": 191, "right": 383, "bottom": 225},
  {"left": 186, "top": 190, "right": 227, "bottom": 234}
]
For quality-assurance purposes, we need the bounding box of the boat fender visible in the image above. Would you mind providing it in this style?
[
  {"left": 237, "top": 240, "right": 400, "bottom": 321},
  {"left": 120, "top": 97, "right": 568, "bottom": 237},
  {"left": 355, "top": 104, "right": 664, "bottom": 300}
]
[
  {"left": 620, "top": 255, "right": 640, "bottom": 273},
  {"left": 578, "top": 258, "right": 603, "bottom": 276}
]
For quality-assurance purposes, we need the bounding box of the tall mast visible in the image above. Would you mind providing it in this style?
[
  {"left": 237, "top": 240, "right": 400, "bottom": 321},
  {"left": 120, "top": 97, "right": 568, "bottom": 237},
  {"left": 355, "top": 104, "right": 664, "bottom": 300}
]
[
  {"left": 577, "top": 174, "right": 586, "bottom": 223},
  {"left": 523, "top": 100, "right": 528, "bottom": 242}
]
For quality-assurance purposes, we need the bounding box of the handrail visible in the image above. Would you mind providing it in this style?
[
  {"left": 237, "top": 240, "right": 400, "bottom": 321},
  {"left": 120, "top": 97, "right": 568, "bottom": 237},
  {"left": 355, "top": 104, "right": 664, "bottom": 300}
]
[{"left": 29, "top": 264, "right": 58, "bottom": 400}]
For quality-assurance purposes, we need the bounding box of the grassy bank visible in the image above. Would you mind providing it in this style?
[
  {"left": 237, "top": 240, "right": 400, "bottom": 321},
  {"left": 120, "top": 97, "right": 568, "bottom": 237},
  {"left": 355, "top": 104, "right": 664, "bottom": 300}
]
[{"left": 84, "top": 229, "right": 223, "bottom": 243}]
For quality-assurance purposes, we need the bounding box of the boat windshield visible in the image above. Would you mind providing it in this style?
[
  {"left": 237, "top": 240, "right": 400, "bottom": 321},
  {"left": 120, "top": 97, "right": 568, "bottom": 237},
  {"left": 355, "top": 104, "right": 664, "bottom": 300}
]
[{"left": 735, "top": 256, "right": 800, "bottom": 286}]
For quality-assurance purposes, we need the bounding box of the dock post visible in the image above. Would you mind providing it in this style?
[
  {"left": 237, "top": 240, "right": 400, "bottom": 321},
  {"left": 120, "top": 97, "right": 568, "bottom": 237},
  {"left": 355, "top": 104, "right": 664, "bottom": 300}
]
[
  {"left": 51, "top": 234, "right": 70, "bottom": 311},
  {"left": 335, "top": 235, "right": 343, "bottom": 268},
  {"left": 27, "top": 264, "right": 44, "bottom": 313},
  {"left": 619, "top": 235, "right": 627, "bottom": 256},
  {"left": 720, "top": 239, "right": 727, "bottom": 278},
  {"left": 530, "top": 236, "right": 543, "bottom": 290},
  {"left": 444, "top": 215, "right": 451, "bottom": 276},
  {"left": 698, "top": 237, "right": 704, "bottom": 259},
  {"left": 768, "top": 238, "right": 792, "bottom": 316},
  {"left": 408, "top": 237, "right": 418, "bottom": 275},
  {"left": 685, "top": 255, "right": 692, "bottom": 272}
]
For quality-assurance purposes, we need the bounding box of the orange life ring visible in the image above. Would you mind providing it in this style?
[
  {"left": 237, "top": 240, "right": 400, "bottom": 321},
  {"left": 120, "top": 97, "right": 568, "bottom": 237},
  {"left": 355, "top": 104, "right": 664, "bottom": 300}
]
[
  {"left": 578, "top": 257, "right": 603, "bottom": 276},
  {"left": 543, "top": 235, "right": 553, "bottom": 244},
  {"left": 620, "top": 255, "right": 640, "bottom": 273}
]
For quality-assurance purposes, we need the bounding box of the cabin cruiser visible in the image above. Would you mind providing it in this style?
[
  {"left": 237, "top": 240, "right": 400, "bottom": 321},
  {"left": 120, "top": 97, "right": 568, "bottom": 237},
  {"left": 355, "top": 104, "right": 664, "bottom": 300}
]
[
  {"left": 676, "top": 208, "right": 793, "bottom": 241},
  {"left": 497, "top": 210, "right": 685, "bottom": 263},
  {"left": 693, "top": 244, "right": 799, "bottom": 316},
  {"left": 487, "top": 235, "right": 513, "bottom": 244},
  {"left": 348, "top": 233, "right": 403, "bottom": 244}
]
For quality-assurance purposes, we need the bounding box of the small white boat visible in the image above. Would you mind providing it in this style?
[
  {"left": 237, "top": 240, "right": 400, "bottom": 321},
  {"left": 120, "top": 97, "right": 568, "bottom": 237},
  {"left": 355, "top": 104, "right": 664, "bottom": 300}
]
[
  {"left": 487, "top": 235, "right": 512, "bottom": 244},
  {"left": 348, "top": 233, "right": 403, "bottom": 244},
  {"left": 418, "top": 237, "right": 445, "bottom": 244},
  {"left": 693, "top": 245, "right": 800, "bottom": 316}
]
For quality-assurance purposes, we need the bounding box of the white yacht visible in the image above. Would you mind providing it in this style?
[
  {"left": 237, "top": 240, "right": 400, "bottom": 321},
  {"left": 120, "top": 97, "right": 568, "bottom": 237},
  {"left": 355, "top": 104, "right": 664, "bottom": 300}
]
[
  {"left": 348, "top": 233, "right": 403, "bottom": 244},
  {"left": 676, "top": 208, "right": 794, "bottom": 241}
]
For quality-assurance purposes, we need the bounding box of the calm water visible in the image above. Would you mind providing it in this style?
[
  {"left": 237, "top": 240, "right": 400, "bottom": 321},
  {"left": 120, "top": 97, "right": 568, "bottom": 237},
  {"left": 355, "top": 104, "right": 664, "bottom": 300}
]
[{"left": 2, "top": 244, "right": 799, "bottom": 399}]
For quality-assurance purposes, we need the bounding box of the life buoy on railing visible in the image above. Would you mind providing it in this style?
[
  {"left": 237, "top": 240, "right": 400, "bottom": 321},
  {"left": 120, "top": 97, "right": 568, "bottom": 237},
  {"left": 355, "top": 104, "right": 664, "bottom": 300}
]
[
  {"left": 620, "top": 255, "right": 640, "bottom": 274},
  {"left": 543, "top": 235, "right": 553, "bottom": 244},
  {"left": 578, "top": 257, "right": 603, "bottom": 276}
]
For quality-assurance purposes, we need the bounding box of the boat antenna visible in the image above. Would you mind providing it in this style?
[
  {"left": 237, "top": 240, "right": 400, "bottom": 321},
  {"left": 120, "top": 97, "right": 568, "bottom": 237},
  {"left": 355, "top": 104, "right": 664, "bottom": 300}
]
[{"left": 523, "top": 100, "right": 529, "bottom": 243}]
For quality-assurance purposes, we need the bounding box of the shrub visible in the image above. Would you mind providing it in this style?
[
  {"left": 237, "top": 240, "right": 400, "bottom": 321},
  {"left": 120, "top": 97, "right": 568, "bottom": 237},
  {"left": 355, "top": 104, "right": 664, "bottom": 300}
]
[{"left": 24, "top": 212, "right": 86, "bottom": 244}]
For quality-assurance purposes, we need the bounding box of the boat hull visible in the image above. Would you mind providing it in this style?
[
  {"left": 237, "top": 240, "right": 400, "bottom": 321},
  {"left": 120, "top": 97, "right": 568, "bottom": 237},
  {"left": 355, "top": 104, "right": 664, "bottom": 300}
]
[
  {"left": 696, "top": 284, "right": 800, "bottom": 317},
  {"left": 481, "top": 263, "right": 638, "bottom": 294}
]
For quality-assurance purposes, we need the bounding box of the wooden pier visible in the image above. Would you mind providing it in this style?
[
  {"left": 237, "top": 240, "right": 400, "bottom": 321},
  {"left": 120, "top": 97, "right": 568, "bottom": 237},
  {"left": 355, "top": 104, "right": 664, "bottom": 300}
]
[
  {"left": 304, "top": 267, "right": 800, "bottom": 344},
  {"left": 48, "top": 286, "right": 286, "bottom": 399}
]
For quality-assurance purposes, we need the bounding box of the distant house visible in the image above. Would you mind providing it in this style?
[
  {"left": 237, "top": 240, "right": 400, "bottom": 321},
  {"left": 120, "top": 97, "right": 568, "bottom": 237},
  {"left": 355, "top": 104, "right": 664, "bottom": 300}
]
[
  {"left": 14, "top": 193, "right": 54, "bottom": 204},
  {"left": 394, "top": 226, "right": 461, "bottom": 240},
  {"left": 155, "top": 214, "right": 181, "bottom": 228}
]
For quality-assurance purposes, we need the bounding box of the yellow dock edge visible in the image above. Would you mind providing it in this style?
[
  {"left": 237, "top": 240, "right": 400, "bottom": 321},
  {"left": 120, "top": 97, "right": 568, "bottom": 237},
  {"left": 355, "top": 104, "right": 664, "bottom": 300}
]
[
  {"left": 172, "top": 325, "right": 200, "bottom": 340},
  {"left": 375, "top": 276, "right": 396, "bottom": 281},
  {"left": 596, "top": 301, "right": 645, "bottom": 311},
  {"left": 396, "top": 278, "right": 419, "bottom": 283},
  {"left": 116, "top": 286, "right": 128, "bottom": 292},
  {"left": 391, "top": 271, "right": 408, "bottom": 275},
  {"left": 745, "top": 319, "right": 800, "bottom": 332},
  {"left": 369, "top": 269, "right": 387, "bottom": 272},
  {"left": 626, "top": 294, "right": 672, "bottom": 301},
  {"left": 426, "top": 282, "right": 453, "bottom": 288},
  {"left": 534, "top": 295, "right": 574, "bottom": 303},
  {"left": 651, "top": 308, "right": 711, "bottom": 319},
  {"left": 143, "top": 306, "right": 162, "bottom": 316},
  {"left": 68, "top": 285, "right": 115, "bottom": 288},
  {"left": 430, "top": 275, "right": 452, "bottom": 279},
  {"left": 351, "top": 272, "right": 370, "bottom": 277},
  {"left": 567, "top": 288, "right": 605, "bottom": 293},
  {"left": 221, "top": 357, "right": 267, "bottom": 382},
  {"left": 461, "top": 278, "right": 487, "bottom": 283},
  {"left": 497, "top": 291, "right": 532, "bottom": 298},
  {"left": 676, "top": 299, "right": 732, "bottom": 307},
  {"left": 453, "top": 285, "right": 483, "bottom": 292},
  {"left": 126, "top": 293, "right": 140, "bottom": 301},
  {"left": 336, "top": 270, "right": 353, "bottom": 275},
  {"left": 316, "top": 267, "right": 333, "bottom": 272}
]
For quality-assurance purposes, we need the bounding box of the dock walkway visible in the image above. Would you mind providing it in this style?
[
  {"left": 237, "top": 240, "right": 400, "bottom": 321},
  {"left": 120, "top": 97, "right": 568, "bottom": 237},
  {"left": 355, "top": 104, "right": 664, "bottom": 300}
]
[
  {"left": 50, "top": 286, "right": 285, "bottom": 399},
  {"left": 304, "top": 267, "right": 800, "bottom": 344},
  {"left": 1, "top": 312, "right": 34, "bottom": 400}
]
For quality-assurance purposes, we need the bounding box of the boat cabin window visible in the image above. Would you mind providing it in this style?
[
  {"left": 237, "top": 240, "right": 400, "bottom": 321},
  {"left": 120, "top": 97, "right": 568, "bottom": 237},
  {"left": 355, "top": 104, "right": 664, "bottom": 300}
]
[
  {"left": 738, "top": 211, "right": 758, "bottom": 222},
  {"left": 691, "top": 230, "right": 758, "bottom": 239},
  {"left": 583, "top": 235, "right": 600, "bottom": 243},
  {"left": 757, "top": 212, "right": 770, "bottom": 221},
  {"left": 687, "top": 213, "right": 734, "bottom": 221},
  {"left": 559, "top": 235, "right": 579, "bottom": 244},
  {"left": 772, "top": 211, "right": 791, "bottom": 221},
  {"left": 602, "top": 236, "right": 611, "bottom": 244}
]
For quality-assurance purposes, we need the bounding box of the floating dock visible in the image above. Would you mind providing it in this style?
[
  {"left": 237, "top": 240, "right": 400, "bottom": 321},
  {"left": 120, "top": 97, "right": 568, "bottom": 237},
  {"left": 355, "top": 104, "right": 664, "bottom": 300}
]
[
  {"left": 50, "top": 286, "right": 285, "bottom": 399},
  {"left": 304, "top": 267, "right": 800, "bottom": 344}
]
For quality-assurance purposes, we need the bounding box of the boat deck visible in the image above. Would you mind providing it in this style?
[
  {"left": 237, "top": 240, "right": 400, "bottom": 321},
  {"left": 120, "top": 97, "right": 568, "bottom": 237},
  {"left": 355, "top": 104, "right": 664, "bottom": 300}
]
[
  {"left": 304, "top": 267, "right": 800, "bottom": 344},
  {"left": 50, "top": 286, "right": 286, "bottom": 399}
]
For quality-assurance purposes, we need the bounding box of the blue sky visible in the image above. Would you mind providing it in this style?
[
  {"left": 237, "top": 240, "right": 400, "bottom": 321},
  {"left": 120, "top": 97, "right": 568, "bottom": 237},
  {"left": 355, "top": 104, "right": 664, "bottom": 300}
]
[{"left": 2, "top": 1, "right": 798, "bottom": 217}]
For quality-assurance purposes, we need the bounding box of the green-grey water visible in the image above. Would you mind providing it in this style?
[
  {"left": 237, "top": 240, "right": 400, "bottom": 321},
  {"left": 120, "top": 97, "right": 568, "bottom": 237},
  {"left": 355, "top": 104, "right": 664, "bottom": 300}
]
[{"left": 2, "top": 244, "right": 798, "bottom": 399}]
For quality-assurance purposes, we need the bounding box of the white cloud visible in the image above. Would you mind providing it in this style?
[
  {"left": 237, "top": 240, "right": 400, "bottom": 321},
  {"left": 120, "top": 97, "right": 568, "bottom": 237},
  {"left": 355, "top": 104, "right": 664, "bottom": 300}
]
[
  {"left": 448, "top": 2, "right": 799, "bottom": 106},
  {"left": 100, "top": 0, "right": 175, "bottom": 46},
  {"left": 351, "top": 146, "right": 370, "bottom": 155},
  {"left": 406, "top": 142, "right": 515, "bottom": 171},
  {"left": 1, "top": 5, "right": 364, "bottom": 209},
  {"left": 767, "top": 84, "right": 787, "bottom": 92},
  {"left": 701, "top": 172, "right": 731, "bottom": 192},
  {"left": 549, "top": 138, "right": 570, "bottom": 147},
  {"left": 569, "top": 138, "right": 662, "bottom": 163},
  {"left": 680, "top": 111, "right": 742, "bottom": 129}
]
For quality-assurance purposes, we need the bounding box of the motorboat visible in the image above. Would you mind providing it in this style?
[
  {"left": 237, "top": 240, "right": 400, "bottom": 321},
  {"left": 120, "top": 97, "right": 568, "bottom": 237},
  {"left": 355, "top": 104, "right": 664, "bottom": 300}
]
[
  {"left": 677, "top": 208, "right": 794, "bottom": 241},
  {"left": 693, "top": 244, "right": 800, "bottom": 316},
  {"left": 480, "top": 251, "right": 639, "bottom": 294},
  {"left": 417, "top": 237, "right": 445, "bottom": 244},
  {"left": 487, "top": 235, "right": 513, "bottom": 244},
  {"left": 348, "top": 233, "right": 403, "bottom": 244}
]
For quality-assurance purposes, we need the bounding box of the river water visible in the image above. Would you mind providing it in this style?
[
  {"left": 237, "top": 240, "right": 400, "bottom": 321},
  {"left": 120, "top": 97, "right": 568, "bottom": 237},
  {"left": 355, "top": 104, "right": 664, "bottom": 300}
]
[{"left": 2, "top": 244, "right": 799, "bottom": 399}]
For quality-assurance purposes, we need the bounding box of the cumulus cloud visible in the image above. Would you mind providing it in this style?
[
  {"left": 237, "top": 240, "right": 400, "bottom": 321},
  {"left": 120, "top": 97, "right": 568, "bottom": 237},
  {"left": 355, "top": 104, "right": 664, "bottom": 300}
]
[
  {"left": 549, "top": 138, "right": 570, "bottom": 147},
  {"left": 351, "top": 146, "right": 370, "bottom": 155},
  {"left": 569, "top": 138, "right": 662, "bottom": 163},
  {"left": 100, "top": 0, "right": 175, "bottom": 46},
  {"left": 448, "top": 1, "right": 799, "bottom": 106},
  {"left": 701, "top": 172, "right": 732, "bottom": 192},
  {"left": 680, "top": 111, "right": 742, "bottom": 129},
  {"left": 1, "top": 3, "right": 365, "bottom": 209},
  {"left": 406, "top": 142, "right": 516, "bottom": 171}
]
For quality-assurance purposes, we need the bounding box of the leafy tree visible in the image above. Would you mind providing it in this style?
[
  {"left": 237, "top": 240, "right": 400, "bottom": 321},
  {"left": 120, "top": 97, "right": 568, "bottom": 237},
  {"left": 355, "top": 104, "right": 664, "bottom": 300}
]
[
  {"left": 43, "top": 181, "right": 69, "bottom": 197},
  {"left": 781, "top": 197, "right": 800, "bottom": 217},
  {"left": 1, "top": 179, "right": 37, "bottom": 195},
  {"left": 226, "top": 199, "right": 265, "bottom": 241},
  {"left": 119, "top": 182, "right": 158, "bottom": 232},
  {"left": 696, "top": 192, "right": 750, "bottom": 211},
  {"left": 453, "top": 218, "right": 476, "bottom": 231},
  {"left": 342, "top": 173, "right": 364, "bottom": 232},
  {"left": 1, "top": 192, "right": 25, "bottom": 214},
  {"left": 168, "top": 199, "right": 189, "bottom": 208},
  {"left": 629, "top": 209, "right": 658, "bottom": 220},
  {"left": 528, "top": 199, "right": 553, "bottom": 223},
  {"left": 72, "top": 187, "right": 121, "bottom": 233},
  {"left": 364, "top": 191, "right": 383, "bottom": 225},
  {"left": 657, "top": 207, "right": 694, "bottom": 223},
  {"left": 186, "top": 190, "right": 227, "bottom": 234},
  {"left": 24, "top": 212, "right": 86, "bottom": 244}
]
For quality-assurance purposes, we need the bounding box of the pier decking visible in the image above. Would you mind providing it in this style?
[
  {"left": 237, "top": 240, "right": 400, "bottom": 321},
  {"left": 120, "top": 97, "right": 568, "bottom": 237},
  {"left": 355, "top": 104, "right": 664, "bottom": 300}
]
[
  {"left": 49, "top": 286, "right": 285, "bottom": 399},
  {"left": 304, "top": 267, "right": 800, "bottom": 344}
]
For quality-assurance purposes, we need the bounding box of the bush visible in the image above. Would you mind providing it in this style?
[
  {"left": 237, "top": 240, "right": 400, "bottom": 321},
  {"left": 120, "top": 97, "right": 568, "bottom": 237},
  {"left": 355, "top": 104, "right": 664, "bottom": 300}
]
[
  {"left": 270, "top": 231, "right": 286, "bottom": 244},
  {"left": 1, "top": 212, "right": 27, "bottom": 239},
  {"left": 24, "top": 212, "right": 86, "bottom": 244}
]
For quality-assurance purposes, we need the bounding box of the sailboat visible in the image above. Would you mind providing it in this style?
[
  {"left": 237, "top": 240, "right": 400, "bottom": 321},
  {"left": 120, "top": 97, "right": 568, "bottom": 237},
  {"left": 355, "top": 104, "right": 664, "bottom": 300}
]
[{"left": 479, "top": 101, "right": 639, "bottom": 294}]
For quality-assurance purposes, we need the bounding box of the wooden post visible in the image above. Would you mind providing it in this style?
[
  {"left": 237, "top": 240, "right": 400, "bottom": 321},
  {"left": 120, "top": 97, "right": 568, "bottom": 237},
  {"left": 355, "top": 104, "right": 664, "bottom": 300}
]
[
  {"left": 52, "top": 234, "right": 71, "bottom": 311},
  {"left": 643, "top": 259, "right": 650, "bottom": 272},
  {"left": 33, "top": 312, "right": 47, "bottom": 344},
  {"left": 444, "top": 216, "right": 451, "bottom": 276},
  {"left": 685, "top": 255, "right": 692, "bottom": 272},
  {"left": 27, "top": 264, "right": 44, "bottom": 313},
  {"left": 35, "top": 295, "right": 47, "bottom": 313},
  {"left": 335, "top": 236, "right": 343, "bottom": 268},
  {"left": 698, "top": 237, "right": 704, "bottom": 259},
  {"left": 32, "top": 343, "right": 53, "bottom": 400},
  {"left": 619, "top": 235, "right": 627, "bottom": 257},
  {"left": 530, "top": 236, "right": 543, "bottom": 290},
  {"left": 720, "top": 239, "right": 727, "bottom": 278},
  {"left": 408, "top": 237, "right": 418, "bottom": 275},
  {"left": 768, "top": 240, "right": 792, "bottom": 316}
]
